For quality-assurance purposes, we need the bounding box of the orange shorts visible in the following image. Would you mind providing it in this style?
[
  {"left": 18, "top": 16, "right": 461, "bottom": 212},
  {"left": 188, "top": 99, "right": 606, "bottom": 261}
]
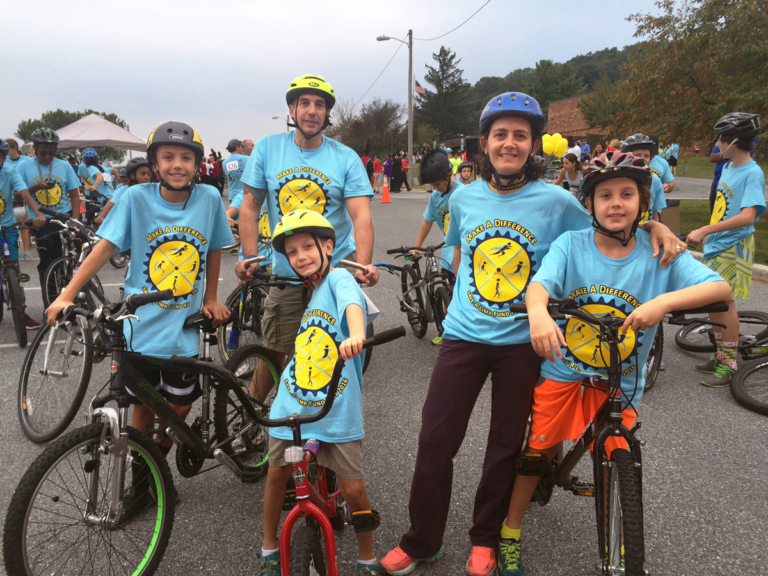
[{"left": 528, "top": 378, "right": 637, "bottom": 458}]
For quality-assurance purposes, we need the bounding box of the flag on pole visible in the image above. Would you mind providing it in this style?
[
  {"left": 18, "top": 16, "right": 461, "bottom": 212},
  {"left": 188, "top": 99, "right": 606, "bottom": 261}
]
[{"left": 415, "top": 80, "right": 426, "bottom": 95}]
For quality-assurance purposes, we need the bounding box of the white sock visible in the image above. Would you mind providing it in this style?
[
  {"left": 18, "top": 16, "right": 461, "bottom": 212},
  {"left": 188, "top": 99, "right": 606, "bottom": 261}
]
[
  {"left": 358, "top": 557, "right": 377, "bottom": 565},
  {"left": 262, "top": 547, "right": 279, "bottom": 557}
]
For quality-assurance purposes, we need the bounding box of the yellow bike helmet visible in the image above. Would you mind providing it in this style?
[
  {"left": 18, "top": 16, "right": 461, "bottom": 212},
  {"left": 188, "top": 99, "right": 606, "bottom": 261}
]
[
  {"left": 285, "top": 74, "right": 336, "bottom": 110},
  {"left": 272, "top": 209, "right": 336, "bottom": 285}
]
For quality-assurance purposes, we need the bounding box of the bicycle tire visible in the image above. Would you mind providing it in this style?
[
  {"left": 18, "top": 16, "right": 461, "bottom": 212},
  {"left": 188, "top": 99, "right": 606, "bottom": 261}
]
[
  {"left": 604, "top": 448, "right": 645, "bottom": 576},
  {"left": 109, "top": 251, "right": 128, "bottom": 269},
  {"left": 362, "top": 322, "right": 374, "bottom": 374},
  {"left": 41, "top": 256, "right": 74, "bottom": 309},
  {"left": 432, "top": 285, "right": 452, "bottom": 337},
  {"left": 3, "top": 423, "right": 175, "bottom": 576},
  {"left": 213, "top": 345, "right": 280, "bottom": 478},
  {"left": 18, "top": 314, "right": 93, "bottom": 443},
  {"left": 6, "top": 265, "right": 28, "bottom": 347},
  {"left": 675, "top": 310, "right": 768, "bottom": 353},
  {"left": 643, "top": 326, "right": 664, "bottom": 392},
  {"left": 401, "top": 263, "right": 427, "bottom": 338},
  {"left": 730, "top": 358, "right": 768, "bottom": 415},
  {"left": 289, "top": 522, "right": 328, "bottom": 576},
  {"left": 217, "top": 283, "right": 267, "bottom": 361},
  {"left": 0, "top": 284, "right": 4, "bottom": 322}
]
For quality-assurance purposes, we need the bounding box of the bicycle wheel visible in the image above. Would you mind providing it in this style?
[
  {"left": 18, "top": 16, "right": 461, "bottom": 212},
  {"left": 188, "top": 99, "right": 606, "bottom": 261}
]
[
  {"left": 604, "top": 448, "right": 645, "bottom": 576},
  {"left": 432, "top": 285, "right": 452, "bottom": 336},
  {"left": 217, "top": 283, "right": 267, "bottom": 361},
  {"left": 401, "top": 263, "right": 427, "bottom": 338},
  {"left": 643, "top": 326, "right": 663, "bottom": 392},
  {"left": 109, "top": 251, "right": 128, "bottom": 269},
  {"left": 289, "top": 521, "right": 328, "bottom": 576},
  {"left": 675, "top": 310, "right": 768, "bottom": 353},
  {"left": 730, "top": 358, "right": 768, "bottom": 415},
  {"left": 362, "top": 322, "right": 374, "bottom": 374},
  {"left": 18, "top": 314, "right": 93, "bottom": 443},
  {"left": 41, "top": 256, "right": 74, "bottom": 309},
  {"left": 3, "top": 423, "right": 175, "bottom": 576},
  {"left": 6, "top": 266, "right": 28, "bottom": 347},
  {"left": 213, "top": 345, "right": 280, "bottom": 478}
]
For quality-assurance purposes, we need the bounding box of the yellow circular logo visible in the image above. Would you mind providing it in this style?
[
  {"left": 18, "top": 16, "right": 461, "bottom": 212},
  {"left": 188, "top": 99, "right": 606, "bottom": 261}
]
[
  {"left": 293, "top": 325, "right": 339, "bottom": 392},
  {"left": 147, "top": 240, "right": 200, "bottom": 297},
  {"left": 35, "top": 182, "right": 63, "bottom": 207},
  {"left": 0, "top": 197, "right": 5, "bottom": 218},
  {"left": 472, "top": 236, "right": 531, "bottom": 303},
  {"left": 278, "top": 177, "right": 326, "bottom": 215},
  {"left": 442, "top": 211, "right": 450, "bottom": 234},
  {"left": 259, "top": 207, "right": 271, "bottom": 238},
  {"left": 564, "top": 303, "right": 636, "bottom": 368},
  {"left": 711, "top": 191, "right": 727, "bottom": 225}
]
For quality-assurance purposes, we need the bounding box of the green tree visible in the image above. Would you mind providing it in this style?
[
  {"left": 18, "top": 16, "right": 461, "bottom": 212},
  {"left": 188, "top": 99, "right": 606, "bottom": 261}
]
[
  {"left": 602, "top": 0, "right": 768, "bottom": 145},
  {"left": 579, "top": 74, "right": 631, "bottom": 136},
  {"left": 415, "top": 46, "right": 474, "bottom": 140},
  {"left": 468, "top": 69, "right": 533, "bottom": 120},
  {"left": 16, "top": 109, "right": 130, "bottom": 164},
  {"left": 326, "top": 98, "right": 406, "bottom": 154},
  {"left": 566, "top": 46, "right": 634, "bottom": 90},
  {"left": 523, "top": 60, "right": 586, "bottom": 117}
]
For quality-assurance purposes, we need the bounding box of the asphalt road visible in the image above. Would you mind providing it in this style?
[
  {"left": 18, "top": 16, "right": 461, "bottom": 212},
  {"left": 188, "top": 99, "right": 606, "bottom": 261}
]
[{"left": 1, "top": 190, "right": 767, "bottom": 576}]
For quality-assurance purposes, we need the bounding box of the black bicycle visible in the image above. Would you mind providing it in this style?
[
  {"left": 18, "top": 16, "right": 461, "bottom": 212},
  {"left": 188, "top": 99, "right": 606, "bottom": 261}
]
[
  {"left": 379, "top": 243, "right": 452, "bottom": 342},
  {"left": 1, "top": 222, "right": 32, "bottom": 347},
  {"left": 3, "top": 290, "right": 403, "bottom": 576},
  {"left": 511, "top": 298, "right": 728, "bottom": 576},
  {"left": 674, "top": 308, "right": 768, "bottom": 353}
]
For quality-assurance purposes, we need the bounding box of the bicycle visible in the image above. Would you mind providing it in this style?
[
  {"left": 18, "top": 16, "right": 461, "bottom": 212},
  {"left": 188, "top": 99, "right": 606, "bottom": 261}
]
[
  {"left": 1, "top": 222, "right": 32, "bottom": 347},
  {"left": 673, "top": 308, "right": 768, "bottom": 353},
  {"left": 379, "top": 243, "right": 452, "bottom": 342},
  {"left": 510, "top": 298, "right": 728, "bottom": 576},
  {"left": 3, "top": 290, "right": 402, "bottom": 576},
  {"left": 220, "top": 257, "right": 376, "bottom": 374}
]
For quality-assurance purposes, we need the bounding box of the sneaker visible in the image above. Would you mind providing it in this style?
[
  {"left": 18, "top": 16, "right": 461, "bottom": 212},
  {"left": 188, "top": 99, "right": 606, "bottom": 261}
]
[
  {"left": 357, "top": 562, "right": 387, "bottom": 575},
  {"left": 694, "top": 355, "right": 720, "bottom": 373},
  {"left": 381, "top": 546, "right": 444, "bottom": 575},
  {"left": 24, "top": 315, "right": 41, "bottom": 330},
  {"left": 23, "top": 252, "right": 32, "bottom": 262},
  {"left": 497, "top": 537, "right": 524, "bottom": 576},
  {"left": 466, "top": 546, "right": 496, "bottom": 576},
  {"left": 700, "top": 363, "right": 736, "bottom": 388},
  {"left": 229, "top": 247, "right": 239, "bottom": 255},
  {"left": 431, "top": 336, "right": 443, "bottom": 346},
  {"left": 256, "top": 551, "right": 281, "bottom": 576},
  {"left": 227, "top": 329, "right": 241, "bottom": 351}
]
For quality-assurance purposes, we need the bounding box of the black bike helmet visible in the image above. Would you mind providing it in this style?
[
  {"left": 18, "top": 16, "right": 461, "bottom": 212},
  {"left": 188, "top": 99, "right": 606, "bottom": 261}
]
[
  {"left": 457, "top": 161, "right": 473, "bottom": 172},
  {"left": 714, "top": 112, "right": 761, "bottom": 138},
  {"left": 125, "top": 156, "right": 151, "bottom": 178},
  {"left": 146, "top": 122, "right": 204, "bottom": 199},
  {"left": 620, "top": 133, "right": 657, "bottom": 158},
  {"left": 580, "top": 151, "right": 651, "bottom": 247},
  {"left": 31, "top": 127, "right": 60, "bottom": 146},
  {"left": 0, "top": 139, "right": 8, "bottom": 156},
  {"left": 420, "top": 149, "right": 452, "bottom": 185}
]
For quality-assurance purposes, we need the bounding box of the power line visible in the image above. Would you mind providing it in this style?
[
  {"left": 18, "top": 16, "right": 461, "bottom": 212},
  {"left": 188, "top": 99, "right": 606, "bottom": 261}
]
[
  {"left": 414, "top": 0, "right": 492, "bottom": 41},
  {"left": 353, "top": 35, "right": 407, "bottom": 111}
]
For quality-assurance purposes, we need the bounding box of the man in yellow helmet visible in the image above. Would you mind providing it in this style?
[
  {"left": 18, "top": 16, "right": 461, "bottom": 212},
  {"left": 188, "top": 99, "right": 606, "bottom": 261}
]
[{"left": 234, "top": 74, "right": 379, "bottom": 402}]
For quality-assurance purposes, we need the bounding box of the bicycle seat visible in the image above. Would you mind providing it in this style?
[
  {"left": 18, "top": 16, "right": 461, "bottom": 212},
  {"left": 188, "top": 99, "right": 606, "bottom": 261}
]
[{"left": 183, "top": 308, "right": 235, "bottom": 333}]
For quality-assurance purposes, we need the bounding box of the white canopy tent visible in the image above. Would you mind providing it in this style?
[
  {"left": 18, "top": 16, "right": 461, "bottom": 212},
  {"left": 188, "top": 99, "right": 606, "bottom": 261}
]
[{"left": 55, "top": 113, "right": 146, "bottom": 152}]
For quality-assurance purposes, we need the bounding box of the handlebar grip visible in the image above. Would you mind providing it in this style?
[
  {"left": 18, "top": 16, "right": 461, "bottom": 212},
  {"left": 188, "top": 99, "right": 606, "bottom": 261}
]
[
  {"left": 125, "top": 289, "right": 175, "bottom": 312},
  {"left": 363, "top": 326, "right": 406, "bottom": 349},
  {"left": 508, "top": 303, "right": 527, "bottom": 314},
  {"left": 672, "top": 301, "right": 729, "bottom": 315},
  {"left": 386, "top": 247, "right": 407, "bottom": 255},
  {"left": 38, "top": 206, "right": 72, "bottom": 221}
]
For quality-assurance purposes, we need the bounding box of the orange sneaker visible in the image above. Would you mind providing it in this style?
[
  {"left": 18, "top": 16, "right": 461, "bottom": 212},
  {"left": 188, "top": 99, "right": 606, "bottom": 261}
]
[
  {"left": 466, "top": 546, "right": 496, "bottom": 576},
  {"left": 381, "top": 546, "right": 444, "bottom": 575}
]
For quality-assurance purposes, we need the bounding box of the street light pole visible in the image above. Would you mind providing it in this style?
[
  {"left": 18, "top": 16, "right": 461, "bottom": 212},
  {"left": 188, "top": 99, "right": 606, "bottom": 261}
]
[
  {"left": 271, "top": 115, "right": 290, "bottom": 132},
  {"left": 377, "top": 30, "right": 414, "bottom": 186}
]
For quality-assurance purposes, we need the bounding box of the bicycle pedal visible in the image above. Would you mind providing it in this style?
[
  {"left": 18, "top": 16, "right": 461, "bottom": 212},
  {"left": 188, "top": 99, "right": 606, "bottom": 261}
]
[
  {"left": 568, "top": 482, "right": 594, "bottom": 497},
  {"left": 19, "top": 273, "right": 30, "bottom": 283}
]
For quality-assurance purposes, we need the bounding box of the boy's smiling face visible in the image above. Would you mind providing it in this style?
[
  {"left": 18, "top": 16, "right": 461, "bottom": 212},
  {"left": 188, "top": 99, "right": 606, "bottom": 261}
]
[
  {"left": 588, "top": 177, "right": 642, "bottom": 235},
  {"left": 154, "top": 145, "right": 196, "bottom": 189},
  {"left": 284, "top": 232, "right": 333, "bottom": 278}
]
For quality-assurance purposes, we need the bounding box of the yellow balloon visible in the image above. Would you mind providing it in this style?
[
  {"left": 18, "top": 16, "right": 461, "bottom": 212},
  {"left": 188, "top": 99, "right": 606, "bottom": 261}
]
[
  {"left": 554, "top": 141, "right": 569, "bottom": 157},
  {"left": 542, "top": 141, "right": 554, "bottom": 155},
  {"left": 542, "top": 134, "right": 552, "bottom": 144},
  {"left": 552, "top": 133, "right": 562, "bottom": 141}
]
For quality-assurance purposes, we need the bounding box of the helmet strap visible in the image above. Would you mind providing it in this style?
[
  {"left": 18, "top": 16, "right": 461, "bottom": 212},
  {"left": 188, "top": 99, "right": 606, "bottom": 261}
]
[
  {"left": 287, "top": 107, "right": 329, "bottom": 149},
  {"left": 486, "top": 151, "right": 530, "bottom": 191},
  {"left": 288, "top": 234, "right": 332, "bottom": 287}
]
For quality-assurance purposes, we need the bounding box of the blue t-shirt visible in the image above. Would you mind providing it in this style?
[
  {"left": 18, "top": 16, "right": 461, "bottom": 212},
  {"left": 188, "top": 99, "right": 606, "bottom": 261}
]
[
  {"left": 85, "top": 164, "right": 115, "bottom": 203},
  {"left": 77, "top": 164, "right": 88, "bottom": 179},
  {"left": 4, "top": 155, "right": 31, "bottom": 174},
  {"left": 223, "top": 153, "right": 248, "bottom": 200},
  {"left": 533, "top": 229, "right": 722, "bottom": 407},
  {"left": 17, "top": 158, "right": 79, "bottom": 218},
  {"left": 0, "top": 164, "right": 28, "bottom": 227},
  {"left": 112, "top": 183, "right": 127, "bottom": 198},
  {"left": 711, "top": 146, "right": 728, "bottom": 183},
  {"left": 270, "top": 269, "right": 367, "bottom": 443},
  {"left": 423, "top": 180, "right": 459, "bottom": 272},
  {"left": 649, "top": 155, "right": 673, "bottom": 184},
  {"left": 639, "top": 174, "right": 667, "bottom": 225},
  {"left": 241, "top": 131, "right": 373, "bottom": 275},
  {"left": 704, "top": 160, "right": 766, "bottom": 259},
  {"left": 98, "top": 183, "right": 233, "bottom": 358},
  {"left": 442, "top": 179, "right": 591, "bottom": 345},
  {"left": 669, "top": 144, "right": 679, "bottom": 159}
]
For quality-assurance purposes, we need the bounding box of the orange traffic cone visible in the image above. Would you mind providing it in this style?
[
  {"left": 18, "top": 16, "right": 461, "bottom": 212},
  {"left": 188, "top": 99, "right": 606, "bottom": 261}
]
[{"left": 381, "top": 176, "right": 391, "bottom": 204}]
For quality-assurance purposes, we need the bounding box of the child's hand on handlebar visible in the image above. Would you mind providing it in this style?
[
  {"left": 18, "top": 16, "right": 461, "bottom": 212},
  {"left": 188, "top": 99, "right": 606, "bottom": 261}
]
[
  {"left": 45, "top": 296, "right": 75, "bottom": 327},
  {"left": 235, "top": 258, "right": 258, "bottom": 281},
  {"left": 529, "top": 310, "right": 566, "bottom": 363},
  {"left": 202, "top": 300, "right": 231, "bottom": 327},
  {"left": 339, "top": 334, "right": 365, "bottom": 360},
  {"left": 621, "top": 300, "right": 666, "bottom": 335}
]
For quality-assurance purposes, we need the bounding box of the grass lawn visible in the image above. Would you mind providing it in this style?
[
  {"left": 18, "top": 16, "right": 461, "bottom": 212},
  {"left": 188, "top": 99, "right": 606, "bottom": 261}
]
[
  {"left": 679, "top": 199, "right": 768, "bottom": 264},
  {"left": 675, "top": 156, "right": 768, "bottom": 179}
]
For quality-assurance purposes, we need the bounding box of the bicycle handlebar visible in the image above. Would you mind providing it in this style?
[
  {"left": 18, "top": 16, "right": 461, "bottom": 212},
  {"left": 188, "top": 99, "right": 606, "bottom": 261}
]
[
  {"left": 386, "top": 242, "right": 445, "bottom": 255},
  {"left": 38, "top": 206, "right": 72, "bottom": 222},
  {"left": 59, "top": 289, "right": 176, "bottom": 324}
]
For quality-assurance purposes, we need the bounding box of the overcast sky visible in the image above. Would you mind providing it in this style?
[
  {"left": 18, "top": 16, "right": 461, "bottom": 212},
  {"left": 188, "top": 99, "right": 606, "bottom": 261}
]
[{"left": 1, "top": 0, "right": 658, "bottom": 159}]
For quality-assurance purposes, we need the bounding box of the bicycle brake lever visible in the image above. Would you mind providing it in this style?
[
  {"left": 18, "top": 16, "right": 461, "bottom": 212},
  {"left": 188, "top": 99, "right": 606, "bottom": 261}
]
[{"left": 114, "top": 313, "right": 139, "bottom": 323}]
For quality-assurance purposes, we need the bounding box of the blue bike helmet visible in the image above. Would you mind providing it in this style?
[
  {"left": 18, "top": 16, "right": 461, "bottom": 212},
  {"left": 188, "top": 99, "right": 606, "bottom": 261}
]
[
  {"left": 82, "top": 148, "right": 98, "bottom": 159},
  {"left": 0, "top": 139, "right": 9, "bottom": 156},
  {"left": 479, "top": 92, "right": 546, "bottom": 137}
]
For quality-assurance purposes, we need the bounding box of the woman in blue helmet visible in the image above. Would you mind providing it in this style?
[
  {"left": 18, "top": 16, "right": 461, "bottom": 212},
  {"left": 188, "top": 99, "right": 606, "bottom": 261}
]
[{"left": 381, "top": 93, "right": 683, "bottom": 576}]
